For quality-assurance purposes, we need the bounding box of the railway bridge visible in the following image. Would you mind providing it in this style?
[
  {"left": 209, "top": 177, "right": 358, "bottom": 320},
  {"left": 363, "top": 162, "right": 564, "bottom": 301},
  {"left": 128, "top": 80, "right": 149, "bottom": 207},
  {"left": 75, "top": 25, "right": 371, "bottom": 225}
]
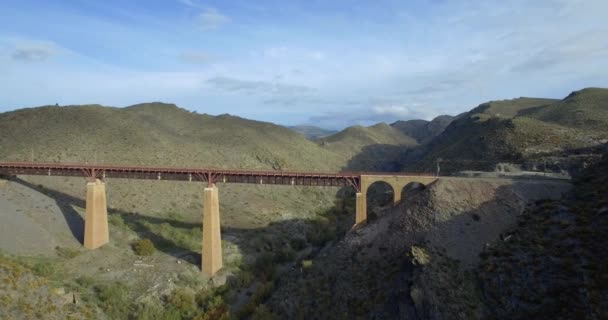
[{"left": 0, "top": 162, "right": 437, "bottom": 275}]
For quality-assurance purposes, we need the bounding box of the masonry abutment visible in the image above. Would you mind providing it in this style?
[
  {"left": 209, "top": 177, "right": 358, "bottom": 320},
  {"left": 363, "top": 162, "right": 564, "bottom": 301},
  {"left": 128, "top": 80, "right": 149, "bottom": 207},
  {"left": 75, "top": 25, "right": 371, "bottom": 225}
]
[
  {"left": 83, "top": 179, "right": 109, "bottom": 249},
  {"left": 356, "top": 175, "right": 439, "bottom": 225},
  {"left": 202, "top": 185, "right": 223, "bottom": 275}
]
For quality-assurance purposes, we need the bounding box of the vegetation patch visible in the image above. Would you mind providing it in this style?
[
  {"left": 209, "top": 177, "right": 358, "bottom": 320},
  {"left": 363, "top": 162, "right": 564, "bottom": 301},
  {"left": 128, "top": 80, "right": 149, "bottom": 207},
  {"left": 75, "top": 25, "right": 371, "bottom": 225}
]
[{"left": 132, "top": 238, "right": 156, "bottom": 256}]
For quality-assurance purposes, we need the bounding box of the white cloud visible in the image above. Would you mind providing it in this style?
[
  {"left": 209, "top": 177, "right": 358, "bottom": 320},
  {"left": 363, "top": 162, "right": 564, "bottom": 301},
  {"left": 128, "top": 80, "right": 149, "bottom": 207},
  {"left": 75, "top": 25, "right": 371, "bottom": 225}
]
[
  {"left": 199, "top": 8, "right": 230, "bottom": 30},
  {"left": 308, "top": 103, "right": 439, "bottom": 129},
  {"left": 372, "top": 105, "right": 411, "bottom": 118},
  {"left": 206, "top": 76, "right": 313, "bottom": 94},
  {"left": 10, "top": 40, "right": 59, "bottom": 62}
]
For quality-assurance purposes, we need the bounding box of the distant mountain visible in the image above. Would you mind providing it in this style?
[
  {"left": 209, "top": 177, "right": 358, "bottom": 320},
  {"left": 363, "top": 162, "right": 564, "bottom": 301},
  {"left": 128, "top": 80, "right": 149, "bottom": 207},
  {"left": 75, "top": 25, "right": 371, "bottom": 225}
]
[
  {"left": 0, "top": 102, "right": 344, "bottom": 171},
  {"left": 288, "top": 125, "right": 337, "bottom": 140},
  {"left": 391, "top": 115, "right": 456, "bottom": 144},
  {"left": 406, "top": 88, "right": 608, "bottom": 173},
  {"left": 318, "top": 123, "right": 418, "bottom": 171}
]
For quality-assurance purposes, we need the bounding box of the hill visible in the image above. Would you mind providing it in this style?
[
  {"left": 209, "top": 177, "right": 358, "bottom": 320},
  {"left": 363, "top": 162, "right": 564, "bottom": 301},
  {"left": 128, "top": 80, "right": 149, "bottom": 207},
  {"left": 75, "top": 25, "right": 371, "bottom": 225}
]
[
  {"left": 0, "top": 102, "right": 343, "bottom": 171},
  {"left": 0, "top": 102, "right": 356, "bottom": 319},
  {"left": 391, "top": 115, "right": 455, "bottom": 144},
  {"left": 522, "top": 87, "right": 608, "bottom": 131},
  {"left": 266, "top": 145, "right": 607, "bottom": 319},
  {"left": 266, "top": 174, "right": 571, "bottom": 318},
  {"left": 406, "top": 89, "right": 608, "bottom": 173},
  {"left": 318, "top": 123, "right": 418, "bottom": 171},
  {"left": 287, "top": 125, "right": 337, "bottom": 140}
]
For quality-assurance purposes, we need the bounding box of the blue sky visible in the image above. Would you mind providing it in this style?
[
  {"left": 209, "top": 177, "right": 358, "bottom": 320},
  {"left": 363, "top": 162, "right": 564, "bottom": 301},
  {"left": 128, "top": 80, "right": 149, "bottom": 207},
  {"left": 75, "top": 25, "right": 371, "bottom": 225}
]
[{"left": 1, "top": 0, "right": 607, "bottom": 129}]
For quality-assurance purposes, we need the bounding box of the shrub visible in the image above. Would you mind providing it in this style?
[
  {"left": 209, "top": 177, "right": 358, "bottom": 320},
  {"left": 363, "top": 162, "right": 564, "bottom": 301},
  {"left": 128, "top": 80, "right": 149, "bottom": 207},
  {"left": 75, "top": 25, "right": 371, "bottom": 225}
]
[
  {"left": 252, "top": 304, "right": 277, "bottom": 320},
  {"left": 236, "top": 281, "right": 274, "bottom": 319},
  {"left": 108, "top": 214, "right": 126, "bottom": 228},
  {"left": 167, "top": 288, "right": 196, "bottom": 318},
  {"left": 194, "top": 290, "right": 230, "bottom": 320},
  {"left": 31, "top": 262, "right": 55, "bottom": 277},
  {"left": 95, "top": 282, "right": 130, "bottom": 318},
  {"left": 133, "top": 239, "right": 156, "bottom": 256},
  {"left": 290, "top": 237, "right": 307, "bottom": 251},
  {"left": 252, "top": 252, "right": 276, "bottom": 281},
  {"left": 235, "top": 271, "right": 254, "bottom": 288},
  {"left": 273, "top": 246, "right": 295, "bottom": 263},
  {"left": 55, "top": 246, "right": 81, "bottom": 259},
  {"left": 301, "top": 260, "right": 313, "bottom": 269}
]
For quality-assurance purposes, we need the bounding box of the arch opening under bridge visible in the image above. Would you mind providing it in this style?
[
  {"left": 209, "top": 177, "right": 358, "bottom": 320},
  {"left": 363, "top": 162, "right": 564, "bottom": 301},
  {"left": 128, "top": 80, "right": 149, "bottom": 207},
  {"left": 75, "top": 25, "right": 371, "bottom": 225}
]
[{"left": 355, "top": 175, "right": 438, "bottom": 224}]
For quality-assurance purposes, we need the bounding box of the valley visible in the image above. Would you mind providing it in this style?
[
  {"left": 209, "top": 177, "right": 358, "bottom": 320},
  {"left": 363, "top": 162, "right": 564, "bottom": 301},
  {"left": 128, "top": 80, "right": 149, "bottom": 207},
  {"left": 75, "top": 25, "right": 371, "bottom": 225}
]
[{"left": 0, "top": 88, "right": 607, "bottom": 319}]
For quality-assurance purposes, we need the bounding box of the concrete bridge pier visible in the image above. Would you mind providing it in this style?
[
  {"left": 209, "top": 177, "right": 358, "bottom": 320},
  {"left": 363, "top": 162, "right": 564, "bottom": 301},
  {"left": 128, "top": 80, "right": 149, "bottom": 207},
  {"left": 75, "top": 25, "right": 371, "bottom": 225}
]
[
  {"left": 84, "top": 179, "right": 109, "bottom": 249},
  {"left": 355, "top": 193, "right": 367, "bottom": 225},
  {"left": 202, "top": 185, "right": 223, "bottom": 275}
]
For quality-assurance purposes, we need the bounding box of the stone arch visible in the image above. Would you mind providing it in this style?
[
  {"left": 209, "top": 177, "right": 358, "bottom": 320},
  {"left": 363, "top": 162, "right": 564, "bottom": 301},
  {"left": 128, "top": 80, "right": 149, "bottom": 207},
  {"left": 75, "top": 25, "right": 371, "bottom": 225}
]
[
  {"left": 400, "top": 181, "right": 426, "bottom": 204},
  {"left": 355, "top": 175, "right": 438, "bottom": 225},
  {"left": 364, "top": 180, "right": 395, "bottom": 220}
]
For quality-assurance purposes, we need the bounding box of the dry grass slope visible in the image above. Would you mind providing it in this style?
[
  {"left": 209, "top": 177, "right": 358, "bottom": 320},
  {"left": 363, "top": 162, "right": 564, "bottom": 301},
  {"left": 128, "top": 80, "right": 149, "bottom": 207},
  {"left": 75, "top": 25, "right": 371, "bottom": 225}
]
[
  {"left": 0, "top": 102, "right": 343, "bottom": 171},
  {"left": 408, "top": 88, "right": 608, "bottom": 173}
]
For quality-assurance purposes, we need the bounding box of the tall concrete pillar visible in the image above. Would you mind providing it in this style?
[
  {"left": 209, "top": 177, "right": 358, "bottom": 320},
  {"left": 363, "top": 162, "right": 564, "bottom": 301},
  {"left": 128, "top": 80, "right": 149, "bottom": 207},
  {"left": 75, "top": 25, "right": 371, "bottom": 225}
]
[
  {"left": 355, "top": 192, "right": 367, "bottom": 225},
  {"left": 202, "top": 185, "right": 222, "bottom": 275},
  {"left": 84, "top": 179, "right": 109, "bottom": 249}
]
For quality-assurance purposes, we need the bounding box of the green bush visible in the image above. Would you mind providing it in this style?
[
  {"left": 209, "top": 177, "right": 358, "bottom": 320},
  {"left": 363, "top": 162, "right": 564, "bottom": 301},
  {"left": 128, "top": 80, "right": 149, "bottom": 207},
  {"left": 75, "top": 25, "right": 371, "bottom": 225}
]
[
  {"left": 131, "top": 301, "right": 164, "bottom": 320},
  {"left": 55, "top": 246, "right": 81, "bottom": 259},
  {"left": 108, "top": 214, "right": 126, "bottom": 228},
  {"left": 252, "top": 252, "right": 276, "bottom": 281},
  {"left": 194, "top": 289, "right": 230, "bottom": 320},
  {"left": 273, "top": 246, "right": 296, "bottom": 263},
  {"left": 31, "top": 262, "right": 55, "bottom": 277},
  {"left": 236, "top": 281, "right": 275, "bottom": 319},
  {"left": 133, "top": 239, "right": 156, "bottom": 256},
  {"left": 301, "top": 260, "right": 313, "bottom": 269},
  {"left": 252, "top": 304, "right": 277, "bottom": 320},
  {"left": 95, "top": 282, "right": 130, "bottom": 318},
  {"left": 167, "top": 288, "right": 196, "bottom": 318},
  {"left": 290, "top": 237, "right": 307, "bottom": 251}
]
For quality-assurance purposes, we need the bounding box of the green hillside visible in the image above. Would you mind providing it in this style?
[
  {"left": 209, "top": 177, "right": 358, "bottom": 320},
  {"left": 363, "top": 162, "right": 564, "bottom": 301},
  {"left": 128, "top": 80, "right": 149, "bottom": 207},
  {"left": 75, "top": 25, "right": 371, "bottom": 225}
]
[
  {"left": 288, "top": 125, "right": 337, "bottom": 140},
  {"left": 0, "top": 103, "right": 343, "bottom": 171},
  {"left": 318, "top": 122, "right": 418, "bottom": 171},
  {"left": 407, "top": 89, "right": 608, "bottom": 173},
  {"left": 391, "top": 115, "right": 455, "bottom": 144},
  {"left": 468, "top": 97, "right": 558, "bottom": 119},
  {"left": 0, "top": 103, "right": 357, "bottom": 319},
  {"left": 522, "top": 87, "right": 608, "bottom": 131},
  {"left": 319, "top": 123, "right": 417, "bottom": 151}
]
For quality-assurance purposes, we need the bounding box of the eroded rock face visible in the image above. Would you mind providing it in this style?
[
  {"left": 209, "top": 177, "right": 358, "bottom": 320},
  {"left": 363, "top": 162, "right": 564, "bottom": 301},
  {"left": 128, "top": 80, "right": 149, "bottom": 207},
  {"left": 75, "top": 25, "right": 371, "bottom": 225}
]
[
  {"left": 477, "top": 157, "right": 608, "bottom": 319},
  {"left": 267, "top": 177, "right": 569, "bottom": 319},
  {"left": 410, "top": 247, "right": 483, "bottom": 320}
]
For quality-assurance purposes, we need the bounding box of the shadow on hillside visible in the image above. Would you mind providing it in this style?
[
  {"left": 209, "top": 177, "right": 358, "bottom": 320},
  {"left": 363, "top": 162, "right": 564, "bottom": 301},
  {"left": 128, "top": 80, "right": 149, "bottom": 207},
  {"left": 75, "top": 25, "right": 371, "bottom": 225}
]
[
  {"left": 11, "top": 177, "right": 86, "bottom": 243},
  {"left": 343, "top": 144, "right": 416, "bottom": 172},
  {"left": 10, "top": 177, "right": 201, "bottom": 264},
  {"left": 266, "top": 179, "right": 571, "bottom": 319},
  {"left": 9, "top": 177, "right": 358, "bottom": 270},
  {"left": 7, "top": 173, "right": 576, "bottom": 318}
]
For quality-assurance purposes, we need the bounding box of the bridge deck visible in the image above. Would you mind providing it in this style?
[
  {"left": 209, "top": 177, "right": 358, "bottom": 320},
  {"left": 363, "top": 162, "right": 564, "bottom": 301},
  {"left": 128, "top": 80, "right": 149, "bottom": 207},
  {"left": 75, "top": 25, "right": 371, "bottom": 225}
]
[{"left": 0, "top": 162, "right": 433, "bottom": 187}]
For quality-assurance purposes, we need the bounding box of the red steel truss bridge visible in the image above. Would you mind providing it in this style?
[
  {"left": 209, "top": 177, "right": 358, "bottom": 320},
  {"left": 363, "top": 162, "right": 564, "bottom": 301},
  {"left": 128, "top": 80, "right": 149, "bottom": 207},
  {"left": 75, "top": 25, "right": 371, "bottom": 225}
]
[
  {"left": 0, "top": 162, "right": 434, "bottom": 191},
  {"left": 0, "top": 161, "right": 438, "bottom": 275}
]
